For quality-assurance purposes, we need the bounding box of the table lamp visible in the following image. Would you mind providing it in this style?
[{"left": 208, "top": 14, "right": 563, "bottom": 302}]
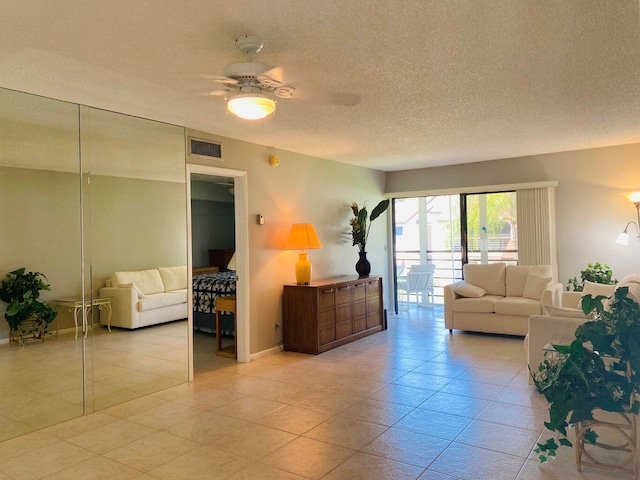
[{"left": 285, "top": 223, "right": 322, "bottom": 285}]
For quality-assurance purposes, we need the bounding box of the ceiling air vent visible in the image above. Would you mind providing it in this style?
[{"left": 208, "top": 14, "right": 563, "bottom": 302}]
[{"left": 189, "top": 138, "right": 222, "bottom": 161}]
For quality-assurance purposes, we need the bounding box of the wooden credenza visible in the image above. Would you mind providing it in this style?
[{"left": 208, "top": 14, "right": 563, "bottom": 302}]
[{"left": 283, "top": 275, "right": 383, "bottom": 354}]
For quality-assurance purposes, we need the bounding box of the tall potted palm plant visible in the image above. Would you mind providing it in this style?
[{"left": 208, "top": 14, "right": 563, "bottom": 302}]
[{"left": 349, "top": 199, "right": 389, "bottom": 277}]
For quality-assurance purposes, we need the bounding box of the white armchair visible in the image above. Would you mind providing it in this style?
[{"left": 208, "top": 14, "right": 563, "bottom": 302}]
[{"left": 525, "top": 291, "right": 594, "bottom": 385}]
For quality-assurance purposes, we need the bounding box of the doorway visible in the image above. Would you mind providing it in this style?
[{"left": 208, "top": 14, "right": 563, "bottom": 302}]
[{"left": 186, "top": 164, "right": 250, "bottom": 379}]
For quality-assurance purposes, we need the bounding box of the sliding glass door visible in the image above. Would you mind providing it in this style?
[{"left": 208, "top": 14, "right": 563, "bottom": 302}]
[
  {"left": 393, "top": 191, "right": 517, "bottom": 310},
  {"left": 464, "top": 192, "right": 518, "bottom": 265}
]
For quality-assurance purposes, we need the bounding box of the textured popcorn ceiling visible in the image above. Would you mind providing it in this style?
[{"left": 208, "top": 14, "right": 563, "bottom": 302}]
[{"left": 0, "top": 1, "right": 639, "bottom": 172}]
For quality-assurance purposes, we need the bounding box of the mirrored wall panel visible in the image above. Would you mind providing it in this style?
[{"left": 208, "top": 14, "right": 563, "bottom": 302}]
[
  {"left": 82, "top": 106, "right": 188, "bottom": 413},
  {"left": 0, "top": 88, "right": 84, "bottom": 439},
  {"left": 0, "top": 87, "right": 188, "bottom": 440}
]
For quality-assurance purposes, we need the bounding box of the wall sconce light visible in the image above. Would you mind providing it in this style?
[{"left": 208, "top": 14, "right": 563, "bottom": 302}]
[
  {"left": 285, "top": 223, "right": 322, "bottom": 285},
  {"left": 615, "top": 192, "right": 640, "bottom": 245}
]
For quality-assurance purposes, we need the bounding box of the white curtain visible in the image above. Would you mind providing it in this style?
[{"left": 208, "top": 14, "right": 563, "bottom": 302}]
[{"left": 516, "top": 187, "right": 558, "bottom": 280}]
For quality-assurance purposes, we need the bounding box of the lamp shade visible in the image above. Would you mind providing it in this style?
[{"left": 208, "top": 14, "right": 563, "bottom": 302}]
[
  {"left": 227, "top": 93, "right": 275, "bottom": 120},
  {"left": 616, "top": 231, "right": 630, "bottom": 245},
  {"left": 227, "top": 252, "right": 236, "bottom": 271},
  {"left": 285, "top": 223, "right": 322, "bottom": 250}
]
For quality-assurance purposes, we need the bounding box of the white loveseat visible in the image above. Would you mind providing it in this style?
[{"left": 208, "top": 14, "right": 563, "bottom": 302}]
[
  {"left": 444, "top": 263, "right": 562, "bottom": 336},
  {"left": 99, "top": 266, "right": 188, "bottom": 329}
]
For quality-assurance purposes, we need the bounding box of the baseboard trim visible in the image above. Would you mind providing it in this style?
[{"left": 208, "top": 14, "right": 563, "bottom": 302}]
[{"left": 250, "top": 345, "right": 281, "bottom": 360}]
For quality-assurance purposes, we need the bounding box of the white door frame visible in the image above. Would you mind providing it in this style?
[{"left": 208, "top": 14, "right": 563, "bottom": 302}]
[{"left": 186, "top": 164, "right": 250, "bottom": 379}]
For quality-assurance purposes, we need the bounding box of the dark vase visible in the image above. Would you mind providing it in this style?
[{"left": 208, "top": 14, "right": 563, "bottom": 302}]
[{"left": 355, "top": 251, "right": 371, "bottom": 278}]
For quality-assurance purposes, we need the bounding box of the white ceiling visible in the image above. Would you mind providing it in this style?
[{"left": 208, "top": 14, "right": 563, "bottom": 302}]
[{"left": 1, "top": 1, "right": 639, "bottom": 172}]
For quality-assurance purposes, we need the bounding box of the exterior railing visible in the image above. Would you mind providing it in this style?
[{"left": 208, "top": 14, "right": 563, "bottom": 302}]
[{"left": 395, "top": 249, "right": 518, "bottom": 304}]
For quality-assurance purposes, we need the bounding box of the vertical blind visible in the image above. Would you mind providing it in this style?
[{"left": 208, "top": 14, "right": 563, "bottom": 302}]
[{"left": 516, "top": 187, "right": 558, "bottom": 280}]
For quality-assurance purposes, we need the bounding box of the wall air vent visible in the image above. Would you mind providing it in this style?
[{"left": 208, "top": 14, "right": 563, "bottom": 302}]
[{"left": 189, "top": 138, "right": 223, "bottom": 161}]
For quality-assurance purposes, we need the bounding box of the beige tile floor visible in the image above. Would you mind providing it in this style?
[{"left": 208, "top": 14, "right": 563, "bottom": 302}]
[
  {"left": 0, "top": 305, "right": 636, "bottom": 479},
  {"left": 0, "top": 320, "right": 189, "bottom": 442}
]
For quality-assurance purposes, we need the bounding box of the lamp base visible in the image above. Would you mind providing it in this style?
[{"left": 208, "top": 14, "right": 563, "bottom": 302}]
[{"left": 295, "top": 252, "right": 312, "bottom": 285}]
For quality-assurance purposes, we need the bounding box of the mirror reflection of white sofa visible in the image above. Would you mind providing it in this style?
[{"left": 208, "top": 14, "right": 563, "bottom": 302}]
[
  {"left": 444, "top": 263, "right": 562, "bottom": 336},
  {"left": 99, "top": 266, "right": 188, "bottom": 329}
]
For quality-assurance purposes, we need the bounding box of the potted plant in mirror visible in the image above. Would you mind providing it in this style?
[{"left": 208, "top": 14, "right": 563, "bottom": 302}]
[
  {"left": 531, "top": 286, "right": 640, "bottom": 469},
  {"left": 0, "top": 268, "right": 57, "bottom": 345},
  {"left": 349, "top": 199, "right": 389, "bottom": 277},
  {"left": 567, "top": 262, "right": 617, "bottom": 292}
]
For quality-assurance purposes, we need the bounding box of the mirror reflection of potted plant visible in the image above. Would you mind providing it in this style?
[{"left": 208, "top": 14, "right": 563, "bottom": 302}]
[{"left": 0, "top": 268, "right": 57, "bottom": 345}]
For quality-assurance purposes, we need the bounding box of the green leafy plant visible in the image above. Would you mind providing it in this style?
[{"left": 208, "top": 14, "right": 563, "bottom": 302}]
[
  {"left": 349, "top": 199, "right": 389, "bottom": 252},
  {"left": 566, "top": 262, "right": 617, "bottom": 292},
  {"left": 0, "top": 268, "right": 57, "bottom": 331},
  {"left": 531, "top": 286, "right": 640, "bottom": 462}
]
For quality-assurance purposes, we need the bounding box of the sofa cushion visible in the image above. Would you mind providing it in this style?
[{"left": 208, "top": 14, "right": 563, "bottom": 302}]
[
  {"left": 137, "top": 290, "right": 188, "bottom": 312},
  {"left": 112, "top": 269, "right": 164, "bottom": 295},
  {"left": 463, "top": 263, "right": 506, "bottom": 296},
  {"left": 523, "top": 273, "right": 552, "bottom": 300},
  {"left": 453, "top": 282, "right": 486, "bottom": 298},
  {"left": 159, "top": 266, "right": 188, "bottom": 292},
  {"left": 452, "top": 295, "right": 501, "bottom": 313},
  {"left": 494, "top": 297, "right": 542, "bottom": 316},
  {"left": 505, "top": 265, "right": 552, "bottom": 297}
]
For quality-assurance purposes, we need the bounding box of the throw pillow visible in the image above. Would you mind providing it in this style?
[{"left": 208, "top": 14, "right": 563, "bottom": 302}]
[
  {"left": 522, "top": 273, "right": 552, "bottom": 300},
  {"left": 544, "top": 305, "right": 588, "bottom": 319},
  {"left": 581, "top": 280, "right": 616, "bottom": 310},
  {"left": 119, "top": 282, "right": 146, "bottom": 299},
  {"left": 582, "top": 280, "right": 616, "bottom": 299},
  {"left": 453, "top": 282, "right": 486, "bottom": 298}
]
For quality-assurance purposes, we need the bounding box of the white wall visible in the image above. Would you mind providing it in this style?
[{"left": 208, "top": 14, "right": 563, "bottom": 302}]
[
  {"left": 386, "top": 143, "right": 640, "bottom": 285},
  {"left": 187, "top": 129, "right": 388, "bottom": 354}
]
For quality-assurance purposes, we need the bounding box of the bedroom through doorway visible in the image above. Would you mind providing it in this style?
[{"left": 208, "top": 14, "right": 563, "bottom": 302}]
[{"left": 187, "top": 165, "right": 250, "bottom": 377}]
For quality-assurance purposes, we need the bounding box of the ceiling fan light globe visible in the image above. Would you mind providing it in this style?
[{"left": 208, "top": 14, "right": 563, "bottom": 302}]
[{"left": 227, "top": 94, "right": 275, "bottom": 120}]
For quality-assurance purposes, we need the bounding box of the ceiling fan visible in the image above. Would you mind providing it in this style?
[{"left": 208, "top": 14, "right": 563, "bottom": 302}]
[{"left": 209, "top": 34, "right": 360, "bottom": 120}]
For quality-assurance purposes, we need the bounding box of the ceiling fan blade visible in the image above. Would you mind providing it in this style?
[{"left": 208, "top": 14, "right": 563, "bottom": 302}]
[
  {"left": 209, "top": 89, "right": 232, "bottom": 97},
  {"left": 291, "top": 87, "right": 361, "bottom": 107},
  {"left": 259, "top": 66, "right": 284, "bottom": 84},
  {"left": 256, "top": 73, "right": 282, "bottom": 89},
  {"left": 200, "top": 74, "right": 239, "bottom": 86}
]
